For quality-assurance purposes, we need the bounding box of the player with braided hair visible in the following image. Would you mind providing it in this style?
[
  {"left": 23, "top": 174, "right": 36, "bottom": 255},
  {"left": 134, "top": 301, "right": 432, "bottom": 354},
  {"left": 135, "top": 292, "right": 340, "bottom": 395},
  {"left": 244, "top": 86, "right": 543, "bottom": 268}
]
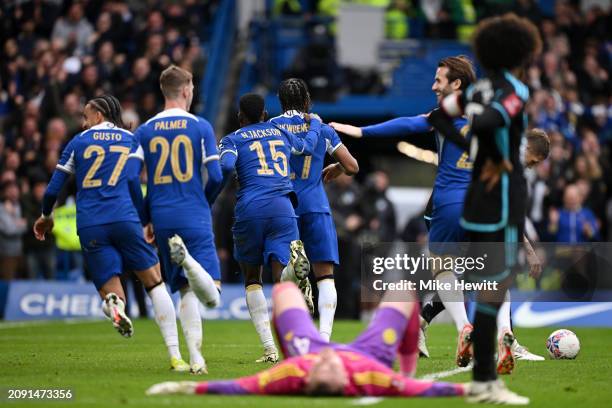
[
  {"left": 88, "top": 95, "right": 126, "bottom": 129},
  {"left": 269, "top": 78, "right": 358, "bottom": 342},
  {"left": 33, "top": 95, "right": 186, "bottom": 371}
]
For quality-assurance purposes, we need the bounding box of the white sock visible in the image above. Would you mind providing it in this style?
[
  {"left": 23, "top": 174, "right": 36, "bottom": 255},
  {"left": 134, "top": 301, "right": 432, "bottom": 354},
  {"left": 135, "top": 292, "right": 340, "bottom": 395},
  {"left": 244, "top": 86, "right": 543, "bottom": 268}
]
[
  {"left": 280, "top": 264, "right": 296, "bottom": 282},
  {"left": 181, "top": 252, "right": 220, "bottom": 308},
  {"left": 148, "top": 283, "right": 181, "bottom": 360},
  {"left": 497, "top": 292, "right": 512, "bottom": 338},
  {"left": 317, "top": 279, "right": 337, "bottom": 342},
  {"left": 436, "top": 271, "right": 470, "bottom": 332},
  {"left": 245, "top": 284, "right": 275, "bottom": 350},
  {"left": 178, "top": 289, "right": 204, "bottom": 366}
]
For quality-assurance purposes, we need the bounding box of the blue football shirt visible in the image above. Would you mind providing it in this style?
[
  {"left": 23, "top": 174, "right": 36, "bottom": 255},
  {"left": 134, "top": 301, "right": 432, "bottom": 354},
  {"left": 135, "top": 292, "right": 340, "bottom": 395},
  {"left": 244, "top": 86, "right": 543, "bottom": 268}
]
[
  {"left": 133, "top": 108, "right": 219, "bottom": 229},
  {"left": 55, "top": 121, "right": 140, "bottom": 230},
  {"left": 219, "top": 120, "right": 321, "bottom": 221},
  {"left": 269, "top": 110, "right": 342, "bottom": 215}
]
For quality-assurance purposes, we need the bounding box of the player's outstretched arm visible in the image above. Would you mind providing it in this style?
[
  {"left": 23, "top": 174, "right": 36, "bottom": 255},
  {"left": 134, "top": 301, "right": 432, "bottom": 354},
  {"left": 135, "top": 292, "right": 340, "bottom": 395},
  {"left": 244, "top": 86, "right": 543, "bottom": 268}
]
[
  {"left": 147, "top": 361, "right": 303, "bottom": 396},
  {"left": 146, "top": 379, "right": 254, "bottom": 396},
  {"left": 397, "top": 377, "right": 466, "bottom": 398},
  {"left": 331, "top": 116, "right": 431, "bottom": 139},
  {"left": 328, "top": 122, "right": 363, "bottom": 138}
]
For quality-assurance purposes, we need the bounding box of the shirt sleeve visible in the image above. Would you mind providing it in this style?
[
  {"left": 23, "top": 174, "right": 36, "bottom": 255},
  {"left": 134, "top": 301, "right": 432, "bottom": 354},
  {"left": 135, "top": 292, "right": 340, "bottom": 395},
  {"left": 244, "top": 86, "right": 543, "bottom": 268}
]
[
  {"left": 361, "top": 115, "right": 432, "bottom": 138},
  {"left": 466, "top": 82, "right": 523, "bottom": 134},
  {"left": 56, "top": 138, "right": 77, "bottom": 174},
  {"left": 325, "top": 126, "right": 343, "bottom": 155},
  {"left": 128, "top": 127, "right": 145, "bottom": 161},
  {"left": 195, "top": 361, "right": 306, "bottom": 395},
  {"left": 199, "top": 118, "right": 220, "bottom": 164},
  {"left": 219, "top": 135, "right": 238, "bottom": 159}
]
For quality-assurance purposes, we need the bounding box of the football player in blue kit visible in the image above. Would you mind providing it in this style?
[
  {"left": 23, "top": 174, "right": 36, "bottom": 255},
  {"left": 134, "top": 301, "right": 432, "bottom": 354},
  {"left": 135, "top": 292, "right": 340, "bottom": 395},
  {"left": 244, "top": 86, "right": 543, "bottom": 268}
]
[
  {"left": 330, "top": 56, "right": 478, "bottom": 365},
  {"left": 331, "top": 58, "right": 547, "bottom": 369},
  {"left": 131, "top": 66, "right": 222, "bottom": 374},
  {"left": 33, "top": 95, "right": 187, "bottom": 371},
  {"left": 212, "top": 93, "right": 323, "bottom": 363},
  {"left": 269, "top": 78, "right": 359, "bottom": 342}
]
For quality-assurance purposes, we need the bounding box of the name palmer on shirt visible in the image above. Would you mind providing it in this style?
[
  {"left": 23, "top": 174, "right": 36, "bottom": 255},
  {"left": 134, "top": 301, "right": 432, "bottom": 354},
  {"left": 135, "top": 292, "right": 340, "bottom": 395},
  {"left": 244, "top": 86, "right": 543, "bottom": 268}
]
[
  {"left": 239, "top": 128, "right": 282, "bottom": 139},
  {"left": 154, "top": 119, "right": 188, "bottom": 130}
]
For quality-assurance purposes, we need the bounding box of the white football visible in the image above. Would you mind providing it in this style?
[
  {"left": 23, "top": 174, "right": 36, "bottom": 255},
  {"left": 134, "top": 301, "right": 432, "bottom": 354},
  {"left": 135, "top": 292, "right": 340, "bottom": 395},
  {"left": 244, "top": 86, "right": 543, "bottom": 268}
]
[{"left": 546, "top": 329, "right": 580, "bottom": 359}]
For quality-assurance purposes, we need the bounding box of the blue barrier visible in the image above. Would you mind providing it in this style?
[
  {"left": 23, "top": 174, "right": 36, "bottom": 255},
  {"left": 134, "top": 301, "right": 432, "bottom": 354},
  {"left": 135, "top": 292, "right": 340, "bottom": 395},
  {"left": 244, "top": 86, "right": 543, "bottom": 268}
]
[
  {"left": 3, "top": 281, "right": 611, "bottom": 327},
  {"left": 2, "top": 281, "right": 271, "bottom": 321}
]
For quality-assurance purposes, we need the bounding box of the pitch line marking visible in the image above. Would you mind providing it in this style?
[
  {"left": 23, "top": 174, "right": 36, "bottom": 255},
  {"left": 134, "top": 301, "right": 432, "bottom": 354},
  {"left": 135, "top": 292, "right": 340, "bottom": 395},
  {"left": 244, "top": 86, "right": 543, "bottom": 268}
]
[{"left": 420, "top": 363, "right": 473, "bottom": 380}]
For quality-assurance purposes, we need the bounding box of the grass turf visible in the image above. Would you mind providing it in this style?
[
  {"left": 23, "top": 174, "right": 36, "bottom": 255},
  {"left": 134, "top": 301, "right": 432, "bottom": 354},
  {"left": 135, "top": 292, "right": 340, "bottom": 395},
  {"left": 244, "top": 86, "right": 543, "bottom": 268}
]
[{"left": 1, "top": 319, "right": 611, "bottom": 407}]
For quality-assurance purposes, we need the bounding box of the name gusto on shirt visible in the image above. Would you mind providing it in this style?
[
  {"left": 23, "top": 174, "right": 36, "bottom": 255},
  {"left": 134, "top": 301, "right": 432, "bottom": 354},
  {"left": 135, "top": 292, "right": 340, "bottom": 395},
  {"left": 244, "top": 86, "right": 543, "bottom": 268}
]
[{"left": 92, "top": 132, "right": 123, "bottom": 141}]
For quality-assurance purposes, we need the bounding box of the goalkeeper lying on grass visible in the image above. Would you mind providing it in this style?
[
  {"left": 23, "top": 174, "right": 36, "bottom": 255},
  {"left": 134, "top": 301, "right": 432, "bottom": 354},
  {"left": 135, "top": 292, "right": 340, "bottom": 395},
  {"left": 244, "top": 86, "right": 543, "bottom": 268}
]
[{"left": 147, "top": 282, "right": 466, "bottom": 398}]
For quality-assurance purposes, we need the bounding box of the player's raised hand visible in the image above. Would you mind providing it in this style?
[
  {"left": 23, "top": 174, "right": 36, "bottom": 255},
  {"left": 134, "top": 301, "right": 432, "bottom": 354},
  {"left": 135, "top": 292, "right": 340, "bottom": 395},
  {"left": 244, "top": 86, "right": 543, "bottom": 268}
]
[
  {"left": 33, "top": 216, "right": 54, "bottom": 241},
  {"left": 329, "top": 122, "right": 363, "bottom": 138},
  {"left": 322, "top": 163, "right": 345, "bottom": 183},
  {"left": 480, "top": 159, "right": 513, "bottom": 192}
]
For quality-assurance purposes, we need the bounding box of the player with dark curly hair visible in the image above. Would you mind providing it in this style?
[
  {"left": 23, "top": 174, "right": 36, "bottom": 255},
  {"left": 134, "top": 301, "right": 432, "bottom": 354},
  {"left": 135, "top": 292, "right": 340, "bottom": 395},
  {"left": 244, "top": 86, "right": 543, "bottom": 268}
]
[{"left": 428, "top": 13, "right": 542, "bottom": 405}]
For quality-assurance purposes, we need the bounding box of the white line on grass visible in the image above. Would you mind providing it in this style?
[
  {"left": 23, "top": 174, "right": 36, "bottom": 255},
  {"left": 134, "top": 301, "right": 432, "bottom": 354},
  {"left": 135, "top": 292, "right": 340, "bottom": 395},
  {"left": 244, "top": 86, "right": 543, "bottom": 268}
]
[
  {"left": 419, "top": 363, "right": 473, "bottom": 380},
  {"left": 351, "top": 397, "right": 384, "bottom": 406}
]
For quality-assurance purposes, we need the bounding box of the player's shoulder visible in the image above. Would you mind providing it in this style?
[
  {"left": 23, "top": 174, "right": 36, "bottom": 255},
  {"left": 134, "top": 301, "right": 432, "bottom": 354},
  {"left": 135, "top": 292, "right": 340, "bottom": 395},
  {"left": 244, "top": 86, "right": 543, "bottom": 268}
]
[
  {"left": 82, "top": 122, "right": 134, "bottom": 138},
  {"left": 269, "top": 109, "right": 301, "bottom": 123},
  {"left": 500, "top": 71, "right": 529, "bottom": 102},
  {"left": 267, "top": 113, "right": 284, "bottom": 124},
  {"left": 220, "top": 131, "right": 238, "bottom": 146},
  {"left": 143, "top": 108, "right": 200, "bottom": 125},
  {"left": 321, "top": 122, "right": 336, "bottom": 135}
]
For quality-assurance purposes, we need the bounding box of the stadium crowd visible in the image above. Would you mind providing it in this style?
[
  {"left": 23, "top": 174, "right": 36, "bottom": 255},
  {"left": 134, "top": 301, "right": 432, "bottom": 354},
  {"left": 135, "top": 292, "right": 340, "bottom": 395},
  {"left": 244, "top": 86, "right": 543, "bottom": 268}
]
[
  {"left": 0, "top": 0, "right": 217, "bottom": 281},
  {"left": 0, "top": 0, "right": 610, "bottom": 312}
]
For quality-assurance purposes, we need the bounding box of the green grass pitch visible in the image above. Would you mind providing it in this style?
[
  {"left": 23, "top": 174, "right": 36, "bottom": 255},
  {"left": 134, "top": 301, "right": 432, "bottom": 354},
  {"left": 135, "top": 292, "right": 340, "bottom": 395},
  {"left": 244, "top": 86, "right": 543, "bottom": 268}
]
[{"left": 1, "top": 319, "right": 611, "bottom": 407}]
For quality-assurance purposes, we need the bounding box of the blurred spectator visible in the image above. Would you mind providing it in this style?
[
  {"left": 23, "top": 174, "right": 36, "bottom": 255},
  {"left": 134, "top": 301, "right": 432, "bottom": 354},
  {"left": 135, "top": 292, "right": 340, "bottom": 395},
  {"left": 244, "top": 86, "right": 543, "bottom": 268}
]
[
  {"left": 359, "top": 170, "right": 396, "bottom": 245},
  {"left": 284, "top": 25, "right": 342, "bottom": 101},
  {"left": 0, "top": 0, "right": 217, "bottom": 283},
  {"left": 61, "top": 93, "right": 84, "bottom": 136},
  {"left": 51, "top": 2, "right": 94, "bottom": 56},
  {"left": 400, "top": 210, "right": 428, "bottom": 244},
  {"left": 548, "top": 184, "right": 600, "bottom": 243},
  {"left": 213, "top": 181, "right": 241, "bottom": 283},
  {"left": 327, "top": 173, "right": 362, "bottom": 318},
  {"left": 21, "top": 173, "right": 54, "bottom": 279},
  {"left": 0, "top": 181, "right": 26, "bottom": 280}
]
